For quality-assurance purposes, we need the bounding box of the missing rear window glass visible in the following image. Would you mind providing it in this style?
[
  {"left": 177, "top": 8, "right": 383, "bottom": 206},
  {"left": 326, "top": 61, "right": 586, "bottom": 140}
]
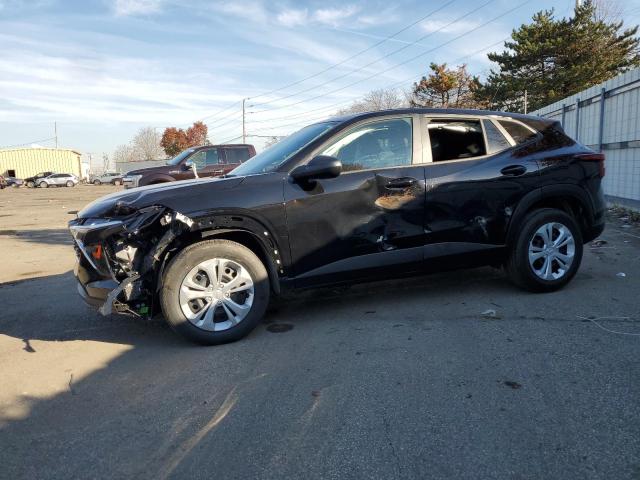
[{"left": 428, "top": 119, "right": 486, "bottom": 162}]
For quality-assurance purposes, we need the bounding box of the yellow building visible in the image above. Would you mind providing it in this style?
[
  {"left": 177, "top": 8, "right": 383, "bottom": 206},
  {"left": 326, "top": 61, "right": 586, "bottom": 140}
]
[{"left": 0, "top": 148, "right": 82, "bottom": 179}]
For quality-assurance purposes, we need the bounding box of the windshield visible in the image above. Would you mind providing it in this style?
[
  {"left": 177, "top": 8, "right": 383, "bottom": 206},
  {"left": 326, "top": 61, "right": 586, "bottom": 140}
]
[
  {"left": 229, "top": 122, "right": 337, "bottom": 176},
  {"left": 166, "top": 148, "right": 196, "bottom": 165}
]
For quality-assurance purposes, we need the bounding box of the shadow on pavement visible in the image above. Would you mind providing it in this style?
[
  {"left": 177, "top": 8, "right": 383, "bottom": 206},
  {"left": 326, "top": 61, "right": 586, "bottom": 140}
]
[{"left": 0, "top": 228, "right": 73, "bottom": 246}]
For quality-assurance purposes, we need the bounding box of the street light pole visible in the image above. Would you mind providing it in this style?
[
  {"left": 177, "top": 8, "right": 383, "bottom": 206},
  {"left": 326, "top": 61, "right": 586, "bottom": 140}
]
[{"left": 242, "top": 98, "right": 247, "bottom": 144}]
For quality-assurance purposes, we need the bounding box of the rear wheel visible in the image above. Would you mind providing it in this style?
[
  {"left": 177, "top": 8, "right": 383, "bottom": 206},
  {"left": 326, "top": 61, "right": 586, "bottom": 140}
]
[
  {"left": 506, "top": 208, "right": 583, "bottom": 292},
  {"left": 39, "top": 181, "right": 48, "bottom": 188},
  {"left": 113, "top": 179, "right": 121, "bottom": 186},
  {"left": 93, "top": 179, "right": 101, "bottom": 185},
  {"left": 26, "top": 181, "right": 35, "bottom": 188},
  {"left": 66, "top": 180, "right": 74, "bottom": 187},
  {"left": 160, "top": 239, "right": 270, "bottom": 345}
]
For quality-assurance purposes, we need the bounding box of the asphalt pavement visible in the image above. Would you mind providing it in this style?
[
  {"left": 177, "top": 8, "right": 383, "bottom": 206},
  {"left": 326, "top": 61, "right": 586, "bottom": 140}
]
[{"left": 0, "top": 186, "right": 639, "bottom": 479}]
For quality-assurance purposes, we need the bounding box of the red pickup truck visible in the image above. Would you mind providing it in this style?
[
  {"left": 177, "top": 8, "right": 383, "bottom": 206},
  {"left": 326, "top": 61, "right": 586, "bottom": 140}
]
[{"left": 122, "top": 144, "right": 256, "bottom": 188}]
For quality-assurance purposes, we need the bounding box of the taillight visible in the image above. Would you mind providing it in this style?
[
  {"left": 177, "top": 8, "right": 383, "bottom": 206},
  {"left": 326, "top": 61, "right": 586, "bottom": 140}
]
[{"left": 576, "top": 153, "right": 605, "bottom": 178}]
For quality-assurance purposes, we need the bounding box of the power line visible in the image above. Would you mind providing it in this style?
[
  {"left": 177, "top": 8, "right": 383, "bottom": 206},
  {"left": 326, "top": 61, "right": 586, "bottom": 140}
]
[
  {"left": 249, "top": 1, "right": 527, "bottom": 115},
  {"left": 247, "top": 0, "right": 458, "bottom": 102},
  {"left": 246, "top": 36, "right": 510, "bottom": 133},
  {"left": 194, "top": 0, "right": 457, "bottom": 124},
  {"left": 0, "top": 137, "right": 57, "bottom": 149},
  {"left": 250, "top": 0, "right": 495, "bottom": 109}
]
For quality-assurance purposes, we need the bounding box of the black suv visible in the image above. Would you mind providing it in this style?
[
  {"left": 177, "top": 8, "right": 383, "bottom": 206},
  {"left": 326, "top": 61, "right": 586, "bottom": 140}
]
[{"left": 70, "top": 109, "right": 605, "bottom": 345}]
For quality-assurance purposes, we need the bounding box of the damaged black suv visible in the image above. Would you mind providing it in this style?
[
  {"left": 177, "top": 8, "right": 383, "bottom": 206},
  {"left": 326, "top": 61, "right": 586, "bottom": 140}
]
[{"left": 70, "top": 109, "right": 606, "bottom": 345}]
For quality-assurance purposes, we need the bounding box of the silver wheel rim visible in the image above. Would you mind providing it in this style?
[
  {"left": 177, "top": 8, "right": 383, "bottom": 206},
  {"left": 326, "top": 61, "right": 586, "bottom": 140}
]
[
  {"left": 179, "top": 257, "right": 254, "bottom": 331},
  {"left": 528, "top": 222, "right": 575, "bottom": 281}
]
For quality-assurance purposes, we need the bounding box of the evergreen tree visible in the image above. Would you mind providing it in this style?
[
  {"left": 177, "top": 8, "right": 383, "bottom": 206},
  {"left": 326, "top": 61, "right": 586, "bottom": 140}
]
[{"left": 477, "top": 1, "right": 639, "bottom": 112}]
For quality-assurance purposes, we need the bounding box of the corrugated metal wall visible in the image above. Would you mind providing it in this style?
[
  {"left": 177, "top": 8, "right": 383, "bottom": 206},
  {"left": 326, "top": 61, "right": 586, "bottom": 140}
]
[
  {"left": 0, "top": 148, "right": 82, "bottom": 179},
  {"left": 533, "top": 68, "right": 640, "bottom": 210}
]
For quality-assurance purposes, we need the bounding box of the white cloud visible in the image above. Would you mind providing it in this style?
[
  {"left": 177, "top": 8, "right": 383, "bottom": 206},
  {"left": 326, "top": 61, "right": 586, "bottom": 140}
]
[
  {"left": 421, "top": 18, "right": 481, "bottom": 34},
  {"left": 313, "top": 6, "right": 360, "bottom": 27},
  {"left": 276, "top": 8, "right": 308, "bottom": 27},
  {"left": 113, "top": 0, "right": 163, "bottom": 17},
  {"left": 274, "top": 4, "right": 362, "bottom": 28}
]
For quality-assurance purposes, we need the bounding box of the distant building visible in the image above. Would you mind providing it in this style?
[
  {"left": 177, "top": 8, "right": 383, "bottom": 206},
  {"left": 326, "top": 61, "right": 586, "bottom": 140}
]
[{"left": 0, "top": 148, "right": 83, "bottom": 179}]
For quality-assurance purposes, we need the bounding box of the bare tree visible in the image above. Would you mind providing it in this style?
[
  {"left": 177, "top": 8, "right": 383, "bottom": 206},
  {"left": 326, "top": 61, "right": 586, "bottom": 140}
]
[
  {"left": 132, "top": 127, "right": 163, "bottom": 160},
  {"left": 337, "top": 88, "right": 406, "bottom": 115},
  {"left": 592, "top": 0, "right": 622, "bottom": 22},
  {"left": 113, "top": 144, "right": 136, "bottom": 165},
  {"left": 102, "top": 153, "right": 111, "bottom": 172}
]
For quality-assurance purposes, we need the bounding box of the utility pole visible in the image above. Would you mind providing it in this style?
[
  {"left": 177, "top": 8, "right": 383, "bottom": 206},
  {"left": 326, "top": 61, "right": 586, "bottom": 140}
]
[
  {"left": 242, "top": 98, "right": 247, "bottom": 144},
  {"left": 54, "top": 121, "right": 58, "bottom": 148},
  {"left": 523, "top": 90, "right": 528, "bottom": 114}
]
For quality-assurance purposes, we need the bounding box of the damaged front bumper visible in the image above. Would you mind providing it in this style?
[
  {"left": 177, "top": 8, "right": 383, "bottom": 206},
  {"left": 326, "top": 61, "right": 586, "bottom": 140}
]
[{"left": 69, "top": 208, "right": 191, "bottom": 317}]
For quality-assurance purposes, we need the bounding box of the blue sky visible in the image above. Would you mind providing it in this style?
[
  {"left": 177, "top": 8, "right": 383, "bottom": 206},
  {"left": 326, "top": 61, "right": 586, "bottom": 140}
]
[{"left": 1, "top": 0, "right": 640, "bottom": 160}]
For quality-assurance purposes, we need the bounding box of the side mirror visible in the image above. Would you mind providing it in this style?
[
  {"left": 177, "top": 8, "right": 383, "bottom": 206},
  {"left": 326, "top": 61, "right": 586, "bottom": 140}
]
[{"left": 290, "top": 155, "right": 342, "bottom": 182}]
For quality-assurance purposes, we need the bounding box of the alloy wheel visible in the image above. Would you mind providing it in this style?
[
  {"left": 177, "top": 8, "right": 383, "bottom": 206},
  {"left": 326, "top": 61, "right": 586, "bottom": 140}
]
[
  {"left": 528, "top": 222, "right": 575, "bottom": 280},
  {"left": 179, "top": 257, "right": 254, "bottom": 331}
]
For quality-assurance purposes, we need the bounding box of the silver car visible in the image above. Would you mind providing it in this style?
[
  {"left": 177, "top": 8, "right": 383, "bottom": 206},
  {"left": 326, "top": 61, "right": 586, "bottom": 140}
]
[
  {"left": 91, "top": 171, "right": 123, "bottom": 185},
  {"left": 37, "top": 173, "right": 79, "bottom": 188}
]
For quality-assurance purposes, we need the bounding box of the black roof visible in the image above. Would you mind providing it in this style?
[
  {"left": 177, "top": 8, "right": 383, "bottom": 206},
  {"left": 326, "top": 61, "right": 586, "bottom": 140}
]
[{"left": 326, "top": 108, "right": 552, "bottom": 125}]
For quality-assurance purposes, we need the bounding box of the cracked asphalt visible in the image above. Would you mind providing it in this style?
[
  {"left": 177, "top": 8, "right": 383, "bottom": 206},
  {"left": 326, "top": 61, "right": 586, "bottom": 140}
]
[{"left": 0, "top": 186, "right": 639, "bottom": 479}]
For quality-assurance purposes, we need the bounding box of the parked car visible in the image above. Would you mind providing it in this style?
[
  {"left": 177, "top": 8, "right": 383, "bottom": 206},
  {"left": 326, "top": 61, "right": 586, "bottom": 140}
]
[
  {"left": 0, "top": 175, "right": 6, "bottom": 189},
  {"left": 91, "top": 172, "right": 123, "bottom": 186},
  {"left": 5, "top": 177, "right": 24, "bottom": 188},
  {"left": 24, "top": 171, "right": 54, "bottom": 188},
  {"left": 35, "top": 173, "right": 79, "bottom": 188},
  {"left": 70, "top": 108, "right": 605, "bottom": 345},
  {"left": 121, "top": 144, "right": 256, "bottom": 189}
]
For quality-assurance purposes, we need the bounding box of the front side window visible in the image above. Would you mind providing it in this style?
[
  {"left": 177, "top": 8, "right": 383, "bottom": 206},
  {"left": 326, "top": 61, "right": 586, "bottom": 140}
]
[
  {"left": 190, "top": 151, "right": 207, "bottom": 168},
  {"left": 427, "top": 119, "right": 486, "bottom": 162},
  {"left": 320, "top": 118, "right": 413, "bottom": 172}
]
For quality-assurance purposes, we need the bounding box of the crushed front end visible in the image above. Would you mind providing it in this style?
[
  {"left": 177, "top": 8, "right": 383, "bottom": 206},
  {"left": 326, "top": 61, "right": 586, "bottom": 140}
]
[{"left": 69, "top": 205, "right": 193, "bottom": 317}]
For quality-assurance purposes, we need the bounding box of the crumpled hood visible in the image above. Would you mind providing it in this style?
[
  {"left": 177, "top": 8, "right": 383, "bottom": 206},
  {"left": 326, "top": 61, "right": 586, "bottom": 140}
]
[{"left": 78, "top": 176, "right": 245, "bottom": 219}]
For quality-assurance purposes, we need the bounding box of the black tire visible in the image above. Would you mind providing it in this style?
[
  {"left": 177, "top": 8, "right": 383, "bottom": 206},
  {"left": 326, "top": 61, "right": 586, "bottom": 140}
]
[
  {"left": 506, "top": 208, "right": 583, "bottom": 292},
  {"left": 93, "top": 179, "right": 101, "bottom": 185},
  {"left": 66, "top": 180, "right": 74, "bottom": 187},
  {"left": 39, "top": 181, "right": 48, "bottom": 188},
  {"left": 26, "top": 181, "right": 35, "bottom": 188},
  {"left": 113, "top": 179, "right": 121, "bottom": 186},
  {"left": 160, "top": 239, "right": 270, "bottom": 345}
]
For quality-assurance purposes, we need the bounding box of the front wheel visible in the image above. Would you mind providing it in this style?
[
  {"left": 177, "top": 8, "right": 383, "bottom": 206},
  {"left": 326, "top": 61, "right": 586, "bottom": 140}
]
[
  {"left": 160, "top": 239, "right": 270, "bottom": 345},
  {"left": 506, "top": 208, "right": 583, "bottom": 292},
  {"left": 26, "top": 181, "right": 35, "bottom": 188},
  {"left": 66, "top": 180, "right": 74, "bottom": 187},
  {"left": 113, "top": 179, "right": 121, "bottom": 186},
  {"left": 93, "top": 179, "right": 101, "bottom": 185}
]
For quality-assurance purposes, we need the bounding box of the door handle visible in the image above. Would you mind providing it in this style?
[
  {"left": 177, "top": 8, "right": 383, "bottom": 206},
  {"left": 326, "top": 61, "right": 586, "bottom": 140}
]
[
  {"left": 500, "top": 165, "right": 527, "bottom": 176},
  {"left": 386, "top": 177, "right": 417, "bottom": 189}
]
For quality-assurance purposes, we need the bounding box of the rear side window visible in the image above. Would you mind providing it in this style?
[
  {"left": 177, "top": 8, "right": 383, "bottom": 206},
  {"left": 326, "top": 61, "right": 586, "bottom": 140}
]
[
  {"left": 497, "top": 120, "right": 537, "bottom": 144},
  {"left": 428, "top": 119, "right": 486, "bottom": 162},
  {"left": 483, "top": 120, "right": 511, "bottom": 154},
  {"left": 225, "top": 148, "right": 251, "bottom": 164}
]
